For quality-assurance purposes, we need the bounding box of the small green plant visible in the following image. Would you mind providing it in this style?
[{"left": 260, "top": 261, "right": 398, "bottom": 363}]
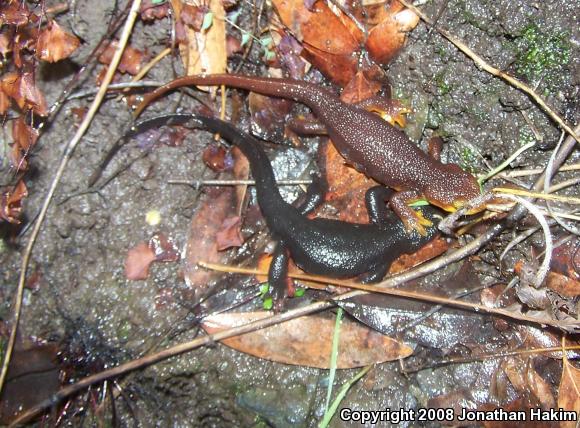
[{"left": 259, "top": 283, "right": 273, "bottom": 310}]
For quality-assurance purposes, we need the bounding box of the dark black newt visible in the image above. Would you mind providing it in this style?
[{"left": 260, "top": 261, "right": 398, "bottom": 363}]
[
  {"left": 129, "top": 114, "right": 441, "bottom": 305},
  {"left": 135, "top": 74, "right": 483, "bottom": 235}
]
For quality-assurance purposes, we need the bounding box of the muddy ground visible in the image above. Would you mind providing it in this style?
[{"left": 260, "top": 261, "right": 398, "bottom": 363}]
[{"left": 0, "top": 0, "right": 578, "bottom": 426}]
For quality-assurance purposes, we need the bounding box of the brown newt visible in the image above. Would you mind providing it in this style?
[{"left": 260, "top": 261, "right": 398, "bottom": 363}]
[
  {"left": 135, "top": 74, "right": 483, "bottom": 234},
  {"left": 128, "top": 113, "right": 440, "bottom": 307}
]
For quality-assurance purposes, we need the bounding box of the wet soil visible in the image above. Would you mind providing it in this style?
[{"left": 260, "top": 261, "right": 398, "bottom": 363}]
[{"left": 0, "top": 0, "right": 578, "bottom": 426}]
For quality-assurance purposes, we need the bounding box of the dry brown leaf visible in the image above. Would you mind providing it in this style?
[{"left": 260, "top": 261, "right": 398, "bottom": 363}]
[
  {"left": 340, "top": 69, "right": 382, "bottom": 104},
  {"left": 272, "top": 0, "right": 360, "bottom": 85},
  {"left": 320, "top": 140, "right": 379, "bottom": 223},
  {"left": 170, "top": 0, "right": 226, "bottom": 80},
  {"left": 0, "top": 2, "right": 37, "bottom": 26},
  {"left": 98, "top": 40, "right": 145, "bottom": 75},
  {"left": 36, "top": 20, "right": 80, "bottom": 62},
  {"left": 0, "top": 88, "right": 10, "bottom": 115},
  {"left": 546, "top": 271, "right": 580, "bottom": 298},
  {"left": 215, "top": 215, "right": 244, "bottom": 250},
  {"left": 125, "top": 242, "right": 157, "bottom": 280},
  {"left": 1, "top": 71, "right": 47, "bottom": 115},
  {"left": 365, "top": 1, "right": 419, "bottom": 65},
  {"left": 0, "top": 180, "right": 27, "bottom": 224},
  {"left": 202, "top": 311, "right": 413, "bottom": 368},
  {"left": 12, "top": 116, "right": 38, "bottom": 151},
  {"left": 183, "top": 188, "right": 237, "bottom": 301},
  {"left": 140, "top": 0, "right": 170, "bottom": 21},
  {"left": 503, "top": 357, "right": 556, "bottom": 409},
  {"left": 558, "top": 356, "right": 580, "bottom": 428}
]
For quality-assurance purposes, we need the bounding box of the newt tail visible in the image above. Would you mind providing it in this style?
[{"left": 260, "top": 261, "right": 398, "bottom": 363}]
[{"left": 136, "top": 74, "right": 484, "bottom": 234}]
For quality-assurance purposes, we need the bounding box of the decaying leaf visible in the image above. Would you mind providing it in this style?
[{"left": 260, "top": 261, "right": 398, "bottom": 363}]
[
  {"left": 125, "top": 233, "right": 180, "bottom": 280},
  {"left": 202, "top": 143, "right": 232, "bottom": 172},
  {"left": 170, "top": 0, "right": 226, "bottom": 79},
  {"left": 546, "top": 271, "right": 580, "bottom": 298},
  {"left": 0, "top": 71, "right": 47, "bottom": 115},
  {"left": 183, "top": 188, "right": 237, "bottom": 300},
  {"left": 202, "top": 311, "right": 413, "bottom": 368},
  {"left": 0, "top": 180, "right": 27, "bottom": 224},
  {"left": 216, "top": 215, "right": 244, "bottom": 250},
  {"left": 320, "top": 140, "right": 380, "bottom": 223},
  {"left": 365, "top": 1, "right": 419, "bottom": 65},
  {"left": 140, "top": 0, "right": 170, "bottom": 21},
  {"left": 98, "top": 40, "right": 145, "bottom": 75},
  {"left": 0, "top": 1, "right": 37, "bottom": 26},
  {"left": 12, "top": 116, "right": 38, "bottom": 151},
  {"left": 503, "top": 357, "right": 556, "bottom": 409},
  {"left": 36, "top": 20, "right": 80, "bottom": 62},
  {"left": 558, "top": 356, "right": 580, "bottom": 428},
  {"left": 249, "top": 92, "right": 293, "bottom": 142},
  {"left": 272, "top": 0, "right": 418, "bottom": 86},
  {"left": 125, "top": 242, "right": 157, "bottom": 280},
  {"left": 340, "top": 69, "right": 383, "bottom": 105},
  {"left": 0, "top": 344, "right": 60, "bottom": 425}
]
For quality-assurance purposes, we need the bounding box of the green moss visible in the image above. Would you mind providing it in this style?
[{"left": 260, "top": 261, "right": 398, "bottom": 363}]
[
  {"left": 514, "top": 24, "right": 571, "bottom": 88},
  {"left": 459, "top": 146, "right": 478, "bottom": 173},
  {"left": 434, "top": 71, "right": 451, "bottom": 95}
]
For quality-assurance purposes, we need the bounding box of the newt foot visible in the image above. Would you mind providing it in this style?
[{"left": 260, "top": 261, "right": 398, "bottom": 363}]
[{"left": 402, "top": 209, "right": 433, "bottom": 236}]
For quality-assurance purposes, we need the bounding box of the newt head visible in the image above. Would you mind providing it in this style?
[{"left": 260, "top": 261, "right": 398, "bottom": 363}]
[{"left": 424, "top": 165, "right": 484, "bottom": 214}]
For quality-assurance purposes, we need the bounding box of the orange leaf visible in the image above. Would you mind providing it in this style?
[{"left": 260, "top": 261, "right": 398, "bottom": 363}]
[
  {"left": 98, "top": 40, "right": 145, "bottom": 75},
  {"left": 320, "top": 140, "right": 379, "bottom": 223},
  {"left": 546, "top": 271, "right": 580, "bottom": 298},
  {"left": 12, "top": 116, "right": 38, "bottom": 151},
  {"left": 202, "top": 311, "right": 413, "bottom": 368},
  {"left": 340, "top": 70, "right": 382, "bottom": 104},
  {"left": 272, "top": 0, "right": 361, "bottom": 85},
  {"left": 36, "top": 20, "right": 80, "bottom": 62},
  {"left": 0, "top": 180, "right": 28, "bottom": 224},
  {"left": 215, "top": 215, "right": 244, "bottom": 250},
  {"left": 183, "top": 188, "right": 237, "bottom": 301},
  {"left": 0, "top": 2, "right": 37, "bottom": 26},
  {"left": 365, "top": 1, "right": 419, "bottom": 65},
  {"left": 0, "top": 72, "right": 47, "bottom": 115},
  {"left": 125, "top": 242, "right": 157, "bottom": 280},
  {"left": 558, "top": 356, "right": 580, "bottom": 428},
  {"left": 0, "top": 90, "right": 11, "bottom": 115}
]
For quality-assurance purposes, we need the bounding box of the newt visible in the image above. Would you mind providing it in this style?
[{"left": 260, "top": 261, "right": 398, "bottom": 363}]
[
  {"left": 135, "top": 74, "right": 483, "bottom": 235},
  {"left": 129, "top": 114, "right": 440, "bottom": 306}
]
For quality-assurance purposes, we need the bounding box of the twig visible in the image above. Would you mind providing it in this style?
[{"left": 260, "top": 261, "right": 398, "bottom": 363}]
[
  {"left": 0, "top": 0, "right": 144, "bottom": 396},
  {"left": 498, "top": 195, "right": 552, "bottom": 287},
  {"left": 497, "top": 163, "right": 580, "bottom": 179},
  {"left": 199, "top": 261, "right": 575, "bottom": 329},
  {"left": 66, "top": 80, "right": 163, "bottom": 100},
  {"left": 493, "top": 187, "right": 580, "bottom": 204},
  {"left": 168, "top": 178, "right": 313, "bottom": 187},
  {"left": 398, "top": 0, "right": 579, "bottom": 143},
  {"left": 479, "top": 140, "right": 536, "bottom": 183},
  {"left": 403, "top": 344, "right": 580, "bottom": 373}
]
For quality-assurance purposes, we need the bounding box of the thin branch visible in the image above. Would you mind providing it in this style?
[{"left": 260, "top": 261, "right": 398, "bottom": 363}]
[
  {"left": 399, "top": 0, "right": 579, "bottom": 143},
  {"left": 198, "top": 261, "right": 573, "bottom": 329},
  {"left": 0, "top": 0, "right": 144, "bottom": 396},
  {"left": 168, "top": 178, "right": 313, "bottom": 187}
]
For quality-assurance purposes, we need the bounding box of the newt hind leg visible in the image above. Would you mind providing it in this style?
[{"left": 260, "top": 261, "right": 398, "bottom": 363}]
[
  {"left": 268, "top": 244, "right": 293, "bottom": 310},
  {"left": 365, "top": 185, "right": 394, "bottom": 225}
]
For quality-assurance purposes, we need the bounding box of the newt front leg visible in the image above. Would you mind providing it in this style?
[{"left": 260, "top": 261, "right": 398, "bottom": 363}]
[{"left": 390, "top": 189, "right": 433, "bottom": 236}]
